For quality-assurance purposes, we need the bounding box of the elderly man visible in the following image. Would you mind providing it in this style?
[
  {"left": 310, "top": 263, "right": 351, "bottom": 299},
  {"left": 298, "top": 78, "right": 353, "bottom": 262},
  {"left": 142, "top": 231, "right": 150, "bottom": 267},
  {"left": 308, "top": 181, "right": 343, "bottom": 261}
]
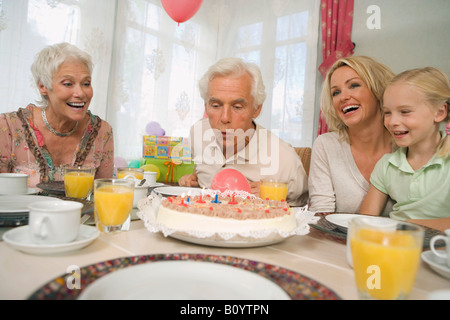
[{"left": 178, "top": 57, "right": 308, "bottom": 206}]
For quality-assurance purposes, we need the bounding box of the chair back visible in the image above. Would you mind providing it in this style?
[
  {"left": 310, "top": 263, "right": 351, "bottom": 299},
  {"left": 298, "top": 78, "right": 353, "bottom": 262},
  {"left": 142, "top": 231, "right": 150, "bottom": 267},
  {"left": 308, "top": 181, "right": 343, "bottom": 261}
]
[{"left": 294, "top": 147, "right": 312, "bottom": 176}]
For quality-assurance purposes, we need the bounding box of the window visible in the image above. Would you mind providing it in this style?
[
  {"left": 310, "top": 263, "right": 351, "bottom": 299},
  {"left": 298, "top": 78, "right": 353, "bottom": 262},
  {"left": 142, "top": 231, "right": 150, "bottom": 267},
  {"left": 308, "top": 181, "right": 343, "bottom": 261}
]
[
  {"left": 108, "top": 0, "right": 213, "bottom": 158},
  {"left": 220, "top": 1, "right": 320, "bottom": 148},
  {"left": 0, "top": 0, "right": 319, "bottom": 161}
]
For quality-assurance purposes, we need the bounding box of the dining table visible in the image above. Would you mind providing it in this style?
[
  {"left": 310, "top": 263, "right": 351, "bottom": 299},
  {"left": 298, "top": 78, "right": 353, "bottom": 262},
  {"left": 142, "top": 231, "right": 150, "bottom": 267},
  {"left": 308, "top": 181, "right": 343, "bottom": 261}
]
[{"left": 1, "top": 199, "right": 449, "bottom": 302}]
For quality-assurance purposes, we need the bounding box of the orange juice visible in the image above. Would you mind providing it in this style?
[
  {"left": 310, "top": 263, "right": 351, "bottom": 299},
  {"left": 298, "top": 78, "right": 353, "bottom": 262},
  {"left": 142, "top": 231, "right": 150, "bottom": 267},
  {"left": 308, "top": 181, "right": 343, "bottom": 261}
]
[
  {"left": 351, "top": 228, "right": 422, "bottom": 300},
  {"left": 64, "top": 171, "right": 94, "bottom": 199},
  {"left": 260, "top": 181, "right": 288, "bottom": 201},
  {"left": 94, "top": 185, "right": 134, "bottom": 226},
  {"left": 117, "top": 170, "right": 144, "bottom": 180}
]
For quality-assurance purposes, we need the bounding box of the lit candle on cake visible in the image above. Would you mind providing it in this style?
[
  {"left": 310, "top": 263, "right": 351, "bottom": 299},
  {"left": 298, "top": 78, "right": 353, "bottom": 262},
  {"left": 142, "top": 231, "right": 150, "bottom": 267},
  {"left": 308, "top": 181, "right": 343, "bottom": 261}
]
[
  {"left": 179, "top": 193, "right": 188, "bottom": 207},
  {"left": 197, "top": 187, "right": 206, "bottom": 203}
]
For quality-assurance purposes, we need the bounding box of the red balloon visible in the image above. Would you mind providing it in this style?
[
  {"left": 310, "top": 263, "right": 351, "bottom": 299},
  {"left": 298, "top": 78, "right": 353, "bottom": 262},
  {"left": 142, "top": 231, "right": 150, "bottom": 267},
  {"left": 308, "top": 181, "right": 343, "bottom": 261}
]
[
  {"left": 211, "top": 169, "right": 251, "bottom": 193},
  {"left": 161, "top": 0, "right": 203, "bottom": 24}
]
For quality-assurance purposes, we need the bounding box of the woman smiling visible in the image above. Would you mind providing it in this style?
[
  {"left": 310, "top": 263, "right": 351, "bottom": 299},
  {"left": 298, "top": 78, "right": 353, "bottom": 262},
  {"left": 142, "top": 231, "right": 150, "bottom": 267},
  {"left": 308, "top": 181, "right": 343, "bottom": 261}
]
[
  {"left": 308, "top": 56, "right": 395, "bottom": 215},
  {"left": 0, "top": 43, "right": 114, "bottom": 187}
]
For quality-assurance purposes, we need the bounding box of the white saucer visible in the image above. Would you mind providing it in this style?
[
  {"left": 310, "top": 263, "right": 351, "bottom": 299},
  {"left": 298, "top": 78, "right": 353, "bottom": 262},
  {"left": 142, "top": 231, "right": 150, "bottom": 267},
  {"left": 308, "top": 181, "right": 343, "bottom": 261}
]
[
  {"left": 325, "top": 213, "right": 398, "bottom": 232},
  {"left": 421, "top": 251, "right": 450, "bottom": 280},
  {"left": 153, "top": 186, "right": 201, "bottom": 197},
  {"left": 148, "top": 182, "right": 164, "bottom": 188},
  {"left": 0, "top": 195, "right": 62, "bottom": 214},
  {"left": 428, "top": 289, "right": 450, "bottom": 300},
  {"left": 0, "top": 188, "right": 40, "bottom": 196},
  {"left": 2, "top": 225, "right": 99, "bottom": 255},
  {"left": 25, "top": 188, "right": 40, "bottom": 195}
]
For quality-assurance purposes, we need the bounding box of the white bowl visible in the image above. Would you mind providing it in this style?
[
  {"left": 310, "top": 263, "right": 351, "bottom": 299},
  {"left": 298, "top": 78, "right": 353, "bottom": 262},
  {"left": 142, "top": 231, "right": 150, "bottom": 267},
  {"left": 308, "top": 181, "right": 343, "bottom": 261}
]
[{"left": 0, "top": 173, "right": 28, "bottom": 195}]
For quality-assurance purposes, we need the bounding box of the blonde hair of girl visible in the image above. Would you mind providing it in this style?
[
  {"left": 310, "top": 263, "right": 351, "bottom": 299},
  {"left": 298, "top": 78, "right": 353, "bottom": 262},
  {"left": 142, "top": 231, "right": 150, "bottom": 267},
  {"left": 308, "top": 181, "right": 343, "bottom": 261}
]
[{"left": 387, "top": 67, "right": 450, "bottom": 158}]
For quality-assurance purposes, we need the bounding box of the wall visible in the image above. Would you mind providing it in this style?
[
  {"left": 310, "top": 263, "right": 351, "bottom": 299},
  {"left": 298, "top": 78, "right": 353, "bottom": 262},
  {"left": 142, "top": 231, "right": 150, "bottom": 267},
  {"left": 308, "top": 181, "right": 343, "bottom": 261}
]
[{"left": 352, "top": 0, "right": 450, "bottom": 75}]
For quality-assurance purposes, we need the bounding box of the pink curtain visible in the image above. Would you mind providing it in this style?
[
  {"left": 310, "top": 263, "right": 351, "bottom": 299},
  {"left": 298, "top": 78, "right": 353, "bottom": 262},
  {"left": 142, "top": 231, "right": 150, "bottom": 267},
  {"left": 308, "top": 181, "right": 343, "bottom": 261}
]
[{"left": 317, "top": 0, "right": 355, "bottom": 135}]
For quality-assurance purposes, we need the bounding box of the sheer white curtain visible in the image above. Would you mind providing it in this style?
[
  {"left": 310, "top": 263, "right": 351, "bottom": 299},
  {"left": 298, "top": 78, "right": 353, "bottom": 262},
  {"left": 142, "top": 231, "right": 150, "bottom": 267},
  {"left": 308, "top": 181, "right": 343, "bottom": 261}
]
[
  {"left": 0, "top": 0, "right": 319, "bottom": 162},
  {"left": 217, "top": 0, "right": 320, "bottom": 148},
  {"left": 0, "top": 0, "right": 116, "bottom": 120}
]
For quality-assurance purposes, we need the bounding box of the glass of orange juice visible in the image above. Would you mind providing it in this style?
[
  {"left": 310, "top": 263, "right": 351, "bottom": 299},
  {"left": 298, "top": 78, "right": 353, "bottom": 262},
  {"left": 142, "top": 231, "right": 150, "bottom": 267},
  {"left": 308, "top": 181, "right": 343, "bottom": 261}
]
[
  {"left": 117, "top": 167, "right": 144, "bottom": 180},
  {"left": 64, "top": 167, "right": 95, "bottom": 199},
  {"left": 349, "top": 217, "right": 424, "bottom": 300},
  {"left": 259, "top": 179, "right": 288, "bottom": 201},
  {"left": 94, "top": 179, "right": 134, "bottom": 233}
]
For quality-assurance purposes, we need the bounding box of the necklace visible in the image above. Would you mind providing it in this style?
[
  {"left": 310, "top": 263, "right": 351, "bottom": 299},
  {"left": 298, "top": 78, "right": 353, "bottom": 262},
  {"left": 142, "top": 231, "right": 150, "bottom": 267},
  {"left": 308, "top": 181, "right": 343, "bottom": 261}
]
[{"left": 42, "top": 108, "right": 78, "bottom": 137}]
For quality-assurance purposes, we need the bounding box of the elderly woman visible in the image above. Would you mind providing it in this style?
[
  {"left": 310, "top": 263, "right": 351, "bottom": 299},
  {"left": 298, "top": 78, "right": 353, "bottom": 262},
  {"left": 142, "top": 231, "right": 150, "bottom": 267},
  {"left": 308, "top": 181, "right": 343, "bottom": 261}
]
[
  {"left": 308, "top": 56, "right": 396, "bottom": 215},
  {"left": 0, "top": 43, "right": 114, "bottom": 187}
]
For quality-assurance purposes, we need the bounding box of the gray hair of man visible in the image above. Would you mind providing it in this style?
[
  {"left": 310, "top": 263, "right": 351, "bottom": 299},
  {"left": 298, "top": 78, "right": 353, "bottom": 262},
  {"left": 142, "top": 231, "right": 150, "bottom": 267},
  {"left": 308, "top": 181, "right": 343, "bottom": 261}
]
[
  {"left": 31, "top": 42, "right": 93, "bottom": 107},
  {"left": 198, "top": 57, "right": 267, "bottom": 110}
]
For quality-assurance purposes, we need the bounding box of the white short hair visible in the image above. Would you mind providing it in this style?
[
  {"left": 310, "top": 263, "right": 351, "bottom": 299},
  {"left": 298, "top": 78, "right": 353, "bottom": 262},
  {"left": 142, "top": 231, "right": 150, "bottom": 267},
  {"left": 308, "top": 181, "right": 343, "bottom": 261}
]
[
  {"left": 198, "top": 57, "right": 266, "bottom": 109},
  {"left": 31, "top": 42, "right": 93, "bottom": 107}
]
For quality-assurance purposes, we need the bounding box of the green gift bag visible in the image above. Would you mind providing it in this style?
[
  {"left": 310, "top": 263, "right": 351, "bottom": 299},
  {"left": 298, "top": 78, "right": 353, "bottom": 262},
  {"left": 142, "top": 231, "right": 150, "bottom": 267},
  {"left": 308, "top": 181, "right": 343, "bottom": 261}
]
[
  {"left": 142, "top": 135, "right": 194, "bottom": 183},
  {"left": 142, "top": 158, "right": 195, "bottom": 183}
]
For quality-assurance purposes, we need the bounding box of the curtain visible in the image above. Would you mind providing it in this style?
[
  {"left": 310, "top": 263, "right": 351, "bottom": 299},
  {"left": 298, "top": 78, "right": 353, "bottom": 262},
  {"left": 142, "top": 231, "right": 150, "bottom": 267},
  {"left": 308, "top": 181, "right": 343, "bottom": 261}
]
[
  {"left": 0, "top": 0, "right": 320, "bottom": 161},
  {"left": 317, "top": 0, "right": 355, "bottom": 135}
]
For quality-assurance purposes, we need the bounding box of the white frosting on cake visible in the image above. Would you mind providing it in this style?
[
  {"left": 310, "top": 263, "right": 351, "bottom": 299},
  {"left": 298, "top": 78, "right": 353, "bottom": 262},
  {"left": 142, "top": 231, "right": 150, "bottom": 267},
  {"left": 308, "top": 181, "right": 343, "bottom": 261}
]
[{"left": 156, "top": 195, "right": 297, "bottom": 234}]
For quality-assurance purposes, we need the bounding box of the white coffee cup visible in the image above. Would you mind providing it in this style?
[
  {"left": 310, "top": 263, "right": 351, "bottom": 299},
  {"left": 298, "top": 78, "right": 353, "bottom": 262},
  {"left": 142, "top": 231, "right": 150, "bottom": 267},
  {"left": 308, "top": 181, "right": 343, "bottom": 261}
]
[
  {"left": 28, "top": 200, "right": 83, "bottom": 245},
  {"left": 144, "top": 171, "right": 157, "bottom": 185},
  {"left": 0, "top": 173, "right": 28, "bottom": 194},
  {"left": 430, "top": 229, "right": 450, "bottom": 268},
  {"left": 119, "top": 175, "right": 148, "bottom": 208},
  {"left": 133, "top": 184, "right": 148, "bottom": 208}
]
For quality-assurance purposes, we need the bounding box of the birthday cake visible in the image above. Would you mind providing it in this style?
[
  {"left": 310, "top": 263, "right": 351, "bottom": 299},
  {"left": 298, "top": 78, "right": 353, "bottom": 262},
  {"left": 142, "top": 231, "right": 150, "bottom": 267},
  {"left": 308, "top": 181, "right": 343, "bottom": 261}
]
[
  {"left": 155, "top": 193, "right": 297, "bottom": 234},
  {"left": 137, "top": 189, "right": 318, "bottom": 245}
]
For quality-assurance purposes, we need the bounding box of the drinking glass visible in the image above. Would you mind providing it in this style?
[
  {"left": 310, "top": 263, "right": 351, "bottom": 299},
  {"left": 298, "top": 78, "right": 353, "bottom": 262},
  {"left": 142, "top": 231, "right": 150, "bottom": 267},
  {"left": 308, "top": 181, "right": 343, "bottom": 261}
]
[
  {"left": 259, "top": 179, "right": 288, "bottom": 201},
  {"left": 64, "top": 167, "right": 95, "bottom": 199},
  {"left": 94, "top": 179, "right": 134, "bottom": 233},
  {"left": 349, "top": 217, "right": 424, "bottom": 300},
  {"left": 117, "top": 167, "right": 144, "bottom": 180}
]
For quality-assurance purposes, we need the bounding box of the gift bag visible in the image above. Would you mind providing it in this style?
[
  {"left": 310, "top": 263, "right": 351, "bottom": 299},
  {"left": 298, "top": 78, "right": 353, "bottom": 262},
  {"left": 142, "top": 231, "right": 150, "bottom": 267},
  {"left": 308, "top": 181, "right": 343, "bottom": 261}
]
[{"left": 143, "top": 136, "right": 194, "bottom": 183}]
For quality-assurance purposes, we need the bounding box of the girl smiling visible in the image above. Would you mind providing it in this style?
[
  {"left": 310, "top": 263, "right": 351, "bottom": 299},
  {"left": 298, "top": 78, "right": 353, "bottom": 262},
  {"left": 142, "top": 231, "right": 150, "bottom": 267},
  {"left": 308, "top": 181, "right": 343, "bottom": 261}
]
[{"left": 361, "top": 67, "right": 450, "bottom": 231}]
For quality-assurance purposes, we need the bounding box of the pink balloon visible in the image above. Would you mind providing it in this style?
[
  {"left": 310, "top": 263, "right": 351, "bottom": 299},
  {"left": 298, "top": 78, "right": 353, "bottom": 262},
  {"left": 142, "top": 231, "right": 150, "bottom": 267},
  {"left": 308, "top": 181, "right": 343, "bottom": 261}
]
[
  {"left": 211, "top": 169, "right": 251, "bottom": 193},
  {"left": 161, "top": 0, "right": 203, "bottom": 24}
]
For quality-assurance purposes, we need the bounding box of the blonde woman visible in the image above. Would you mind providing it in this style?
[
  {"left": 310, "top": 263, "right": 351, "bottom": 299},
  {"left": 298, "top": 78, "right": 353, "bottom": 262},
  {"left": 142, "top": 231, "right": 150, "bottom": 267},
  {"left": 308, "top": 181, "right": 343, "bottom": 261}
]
[
  {"left": 361, "top": 67, "right": 450, "bottom": 231},
  {"left": 309, "top": 56, "right": 395, "bottom": 214}
]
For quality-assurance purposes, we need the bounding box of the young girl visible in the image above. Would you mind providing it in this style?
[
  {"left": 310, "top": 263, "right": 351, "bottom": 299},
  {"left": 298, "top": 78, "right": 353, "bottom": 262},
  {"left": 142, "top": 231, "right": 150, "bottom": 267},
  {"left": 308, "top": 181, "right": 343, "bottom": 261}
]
[{"left": 360, "top": 67, "right": 450, "bottom": 231}]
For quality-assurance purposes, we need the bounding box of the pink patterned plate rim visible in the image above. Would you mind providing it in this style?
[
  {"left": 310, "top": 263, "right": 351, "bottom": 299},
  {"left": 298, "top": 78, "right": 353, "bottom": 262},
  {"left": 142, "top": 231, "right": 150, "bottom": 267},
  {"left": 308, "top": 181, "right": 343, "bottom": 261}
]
[{"left": 28, "top": 253, "right": 341, "bottom": 300}]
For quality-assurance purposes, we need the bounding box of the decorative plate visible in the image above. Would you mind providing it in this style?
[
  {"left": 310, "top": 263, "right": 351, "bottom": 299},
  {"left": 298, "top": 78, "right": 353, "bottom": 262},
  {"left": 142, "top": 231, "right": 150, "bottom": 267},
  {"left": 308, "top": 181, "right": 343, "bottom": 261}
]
[{"left": 28, "top": 254, "right": 341, "bottom": 300}]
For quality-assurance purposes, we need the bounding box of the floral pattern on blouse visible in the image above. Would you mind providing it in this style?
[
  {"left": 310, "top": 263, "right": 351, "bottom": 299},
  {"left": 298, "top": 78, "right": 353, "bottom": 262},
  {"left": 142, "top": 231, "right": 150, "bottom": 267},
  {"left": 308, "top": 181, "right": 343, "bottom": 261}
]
[{"left": 0, "top": 105, "right": 114, "bottom": 187}]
